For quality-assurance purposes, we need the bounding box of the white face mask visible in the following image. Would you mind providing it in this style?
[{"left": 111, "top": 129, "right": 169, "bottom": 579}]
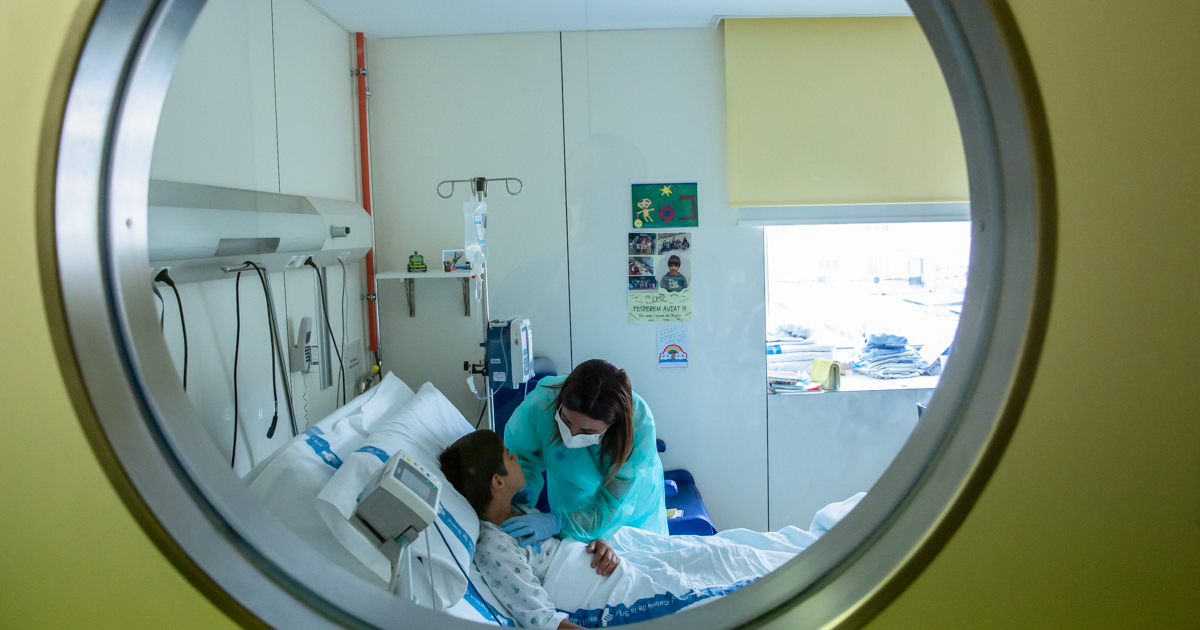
[{"left": 555, "top": 408, "right": 604, "bottom": 449}]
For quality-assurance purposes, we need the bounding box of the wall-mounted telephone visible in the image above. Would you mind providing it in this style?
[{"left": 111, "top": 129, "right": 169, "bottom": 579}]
[{"left": 289, "top": 316, "right": 317, "bottom": 373}]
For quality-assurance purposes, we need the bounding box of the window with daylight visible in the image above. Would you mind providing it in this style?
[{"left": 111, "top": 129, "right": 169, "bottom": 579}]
[{"left": 765, "top": 221, "right": 971, "bottom": 390}]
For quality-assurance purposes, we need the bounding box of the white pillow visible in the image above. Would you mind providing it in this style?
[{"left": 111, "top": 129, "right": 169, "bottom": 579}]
[
  {"left": 354, "top": 372, "right": 417, "bottom": 434},
  {"left": 246, "top": 411, "right": 391, "bottom": 586},
  {"left": 315, "top": 382, "right": 480, "bottom": 609},
  {"left": 242, "top": 372, "right": 413, "bottom": 485}
]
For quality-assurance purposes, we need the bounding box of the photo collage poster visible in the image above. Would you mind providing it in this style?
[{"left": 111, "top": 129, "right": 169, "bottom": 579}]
[{"left": 628, "top": 231, "right": 692, "bottom": 322}]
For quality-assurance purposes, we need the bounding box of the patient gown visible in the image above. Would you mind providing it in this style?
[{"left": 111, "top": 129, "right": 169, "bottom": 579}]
[
  {"left": 504, "top": 376, "right": 668, "bottom": 542},
  {"left": 477, "top": 507, "right": 568, "bottom": 629}
]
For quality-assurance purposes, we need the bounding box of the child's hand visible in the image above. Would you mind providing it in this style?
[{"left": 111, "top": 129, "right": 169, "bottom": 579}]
[{"left": 586, "top": 539, "right": 620, "bottom": 576}]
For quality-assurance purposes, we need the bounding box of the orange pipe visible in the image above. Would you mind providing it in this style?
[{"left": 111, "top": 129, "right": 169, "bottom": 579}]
[{"left": 355, "top": 32, "right": 379, "bottom": 354}]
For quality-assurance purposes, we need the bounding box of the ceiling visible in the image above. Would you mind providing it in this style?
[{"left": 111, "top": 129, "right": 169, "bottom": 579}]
[{"left": 307, "top": 0, "right": 913, "bottom": 40}]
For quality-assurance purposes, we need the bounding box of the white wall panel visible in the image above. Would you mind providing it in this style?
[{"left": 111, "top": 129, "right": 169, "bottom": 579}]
[
  {"left": 151, "top": 0, "right": 279, "bottom": 192},
  {"left": 766, "top": 389, "right": 929, "bottom": 530},
  {"left": 159, "top": 271, "right": 295, "bottom": 476},
  {"left": 561, "top": 29, "right": 770, "bottom": 531},
  {"left": 366, "top": 33, "right": 572, "bottom": 417},
  {"left": 150, "top": 0, "right": 364, "bottom": 475},
  {"left": 272, "top": 0, "right": 359, "bottom": 200}
]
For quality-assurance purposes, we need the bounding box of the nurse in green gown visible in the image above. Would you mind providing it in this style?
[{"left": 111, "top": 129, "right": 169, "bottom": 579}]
[{"left": 500, "top": 359, "right": 668, "bottom": 546}]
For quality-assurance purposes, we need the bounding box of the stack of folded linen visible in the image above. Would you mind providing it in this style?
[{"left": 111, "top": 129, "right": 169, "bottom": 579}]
[
  {"left": 766, "top": 323, "right": 833, "bottom": 375},
  {"left": 850, "top": 333, "right": 930, "bottom": 379}
]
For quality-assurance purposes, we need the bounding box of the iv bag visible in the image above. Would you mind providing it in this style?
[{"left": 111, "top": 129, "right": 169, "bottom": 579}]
[{"left": 463, "top": 201, "right": 487, "bottom": 270}]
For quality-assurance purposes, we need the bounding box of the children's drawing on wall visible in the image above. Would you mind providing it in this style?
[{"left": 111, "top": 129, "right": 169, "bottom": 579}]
[
  {"left": 631, "top": 182, "right": 699, "bottom": 229},
  {"left": 442, "top": 249, "right": 471, "bottom": 271},
  {"left": 628, "top": 233, "right": 692, "bottom": 322},
  {"left": 628, "top": 233, "right": 657, "bottom": 255},
  {"left": 657, "top": 324, "right": 689, "bottom": 369}
]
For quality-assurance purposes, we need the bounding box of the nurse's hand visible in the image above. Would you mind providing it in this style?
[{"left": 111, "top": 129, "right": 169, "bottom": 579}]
[
  {"left": 501, "top": 512, "right": 562, "bottom": 547},
  {"left": 586, "top": 539, "right": 620, "bottom": 576}
]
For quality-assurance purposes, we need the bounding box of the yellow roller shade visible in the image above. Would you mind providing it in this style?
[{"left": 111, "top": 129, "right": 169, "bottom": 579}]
[{"left": 725, "top": 17, "right": 968, "bottom": 208}]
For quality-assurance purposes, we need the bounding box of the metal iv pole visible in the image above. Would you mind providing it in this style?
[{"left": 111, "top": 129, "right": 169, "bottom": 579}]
[{"left": 439, "top": 176, "right": 522, "bottom": 431}]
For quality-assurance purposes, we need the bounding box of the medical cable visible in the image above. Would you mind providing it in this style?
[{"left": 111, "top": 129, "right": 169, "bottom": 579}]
[
  {"left": 246, "top": 262, "right": 282, "bottom": 438},
  {"left": 425, "top": 530, "right": 434, "bottom": 605},
  {"left": 433, "top": 521, "right": 503, "bottom": 626},
  {"left": 154, "top": 269, "right": 187, "bottom": 391},
  {"left": 301, "top": 374, "right": 310, "bottom": 426},
  {"left": 152, "top": 284, "right": 164, "bottom": 330},
  {"left": 305, "top": 259, "right": 346, "bottom": 407},
  {"left": 338, "top": 259, "right": 347, "bottom": 407},
  {"left": 232, "top": 272, "right": 242, "bottom": 468}
]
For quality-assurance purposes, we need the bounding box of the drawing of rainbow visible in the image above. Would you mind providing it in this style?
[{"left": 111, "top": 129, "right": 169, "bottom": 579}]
[{"left": 658, "top": 345, "right": 687, "bottom": 362}]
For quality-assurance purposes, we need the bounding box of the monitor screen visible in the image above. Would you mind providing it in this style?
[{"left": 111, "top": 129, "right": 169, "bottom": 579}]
[{"left": 394, "top": 461, "right": 437, "bottom": 507}]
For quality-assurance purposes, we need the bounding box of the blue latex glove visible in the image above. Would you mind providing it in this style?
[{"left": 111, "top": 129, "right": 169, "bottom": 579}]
[{"left": 500, "top": 512, "right": 561, "bottom": 548}]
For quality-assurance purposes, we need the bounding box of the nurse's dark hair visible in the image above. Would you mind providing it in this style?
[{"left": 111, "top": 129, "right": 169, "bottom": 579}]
[
  {"left": 438, "top": 430, "right": 507, "bottom": 518},
  {"left": 552, "top": 359, "right": 634, "bottom": 484}
]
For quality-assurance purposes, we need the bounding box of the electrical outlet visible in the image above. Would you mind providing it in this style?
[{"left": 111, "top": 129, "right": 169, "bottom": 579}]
[{"left": 337, "top": 251, "right": 350, "bottom": 262}]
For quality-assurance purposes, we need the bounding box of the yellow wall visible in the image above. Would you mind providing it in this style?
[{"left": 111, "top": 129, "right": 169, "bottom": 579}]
[
  {"left": 1, "top": 1, "right": 1197, "bottom": 629},
  {"left": 868, "top": 0, "right": 1200, "bottom": 626},
  {"left": 0, "top": 1, "right": 236, "bottom": 627},
  {"left": 725, "top": 17, "right": 968, "bottom": 207}
]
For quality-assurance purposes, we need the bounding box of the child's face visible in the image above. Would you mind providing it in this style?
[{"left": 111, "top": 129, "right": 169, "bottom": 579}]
[
  {"left": 668, "top": 264, "right": 680, "bottom": 275},
  {"left": 501, "top": 446, "right": 526, "bottom": 493}
]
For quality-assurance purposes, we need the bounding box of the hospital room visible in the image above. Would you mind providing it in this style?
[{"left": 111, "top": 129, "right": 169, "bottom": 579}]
[
  {"left": 35, "top": 0, "right": 1200, "bottom": 624},
  {"left": 11, "top": 0, "right": 1200, "bottom": 628},
  {"left": 133, "top": 0, "right": 972, "bottom": 626}
]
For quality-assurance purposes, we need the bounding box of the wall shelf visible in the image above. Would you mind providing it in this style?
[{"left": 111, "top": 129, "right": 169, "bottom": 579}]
[{"left": 377, "top": 268, "right": 478, "bottom": 317}]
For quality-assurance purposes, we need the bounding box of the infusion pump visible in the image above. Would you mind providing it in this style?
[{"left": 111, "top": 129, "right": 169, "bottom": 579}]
[
  {"left": 351, "top": 450, "right": 441, "bottom": 565},
  {"left": 487, "top": 318, "right": 533, "bottom": 389}
]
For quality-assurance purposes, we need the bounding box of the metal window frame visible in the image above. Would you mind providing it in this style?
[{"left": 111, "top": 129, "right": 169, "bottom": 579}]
[{"left": 36, "top": 0, "right": 1054, "bottom": 628}]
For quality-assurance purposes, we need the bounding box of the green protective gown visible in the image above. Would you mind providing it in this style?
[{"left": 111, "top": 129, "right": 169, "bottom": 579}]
[{"left": 503, "top": 376, "right": 668, "bottom": 541}]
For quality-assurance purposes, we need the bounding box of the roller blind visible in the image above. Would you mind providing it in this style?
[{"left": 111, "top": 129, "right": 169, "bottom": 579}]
[{"left": 724, "top": 17, "right": 968, "bottom": 211}]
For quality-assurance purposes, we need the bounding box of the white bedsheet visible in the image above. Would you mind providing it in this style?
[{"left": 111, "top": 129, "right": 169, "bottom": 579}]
[{"left": 545, "top": 493, "right": 866, "bottom": 627}]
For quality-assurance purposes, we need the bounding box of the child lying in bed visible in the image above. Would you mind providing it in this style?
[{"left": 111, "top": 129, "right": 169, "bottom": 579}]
[
  {"left": 439, "top": 429, "right": 597, "bottom": 629},
  {"left": 438, "top": 430, "right": 864, "bottom": 629}
]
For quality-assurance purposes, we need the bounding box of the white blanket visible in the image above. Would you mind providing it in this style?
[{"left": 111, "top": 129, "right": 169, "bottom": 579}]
[{"left": 544, "top": 493, "right": 865, "bottom": 627}]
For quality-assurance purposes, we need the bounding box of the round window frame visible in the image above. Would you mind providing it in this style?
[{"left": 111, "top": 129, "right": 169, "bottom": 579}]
[{"left": 38, "top": 0, "right": 1054, "bottom": 628}]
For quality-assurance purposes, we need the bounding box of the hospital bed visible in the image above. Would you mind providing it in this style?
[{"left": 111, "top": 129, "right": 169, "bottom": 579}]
[
  {"left": 245, "top": 372, "right": 855, "bottom": 627},
  {"left": 245, "top": 372, "right": 516, "bottom": 624}
]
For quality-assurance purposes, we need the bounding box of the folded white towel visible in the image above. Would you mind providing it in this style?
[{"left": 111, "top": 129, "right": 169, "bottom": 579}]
[
  {"left": 769, "top": 359, "right": 820, "bottom": 374},
  {"left": 767, "top": 341, "right": 834, "bottom": 354},
  {"left": 767, "top": 350, "right": 833, "bottom": 363},
  {"left": 769, "top": 322, "right": 814, "bottom": 339}
]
